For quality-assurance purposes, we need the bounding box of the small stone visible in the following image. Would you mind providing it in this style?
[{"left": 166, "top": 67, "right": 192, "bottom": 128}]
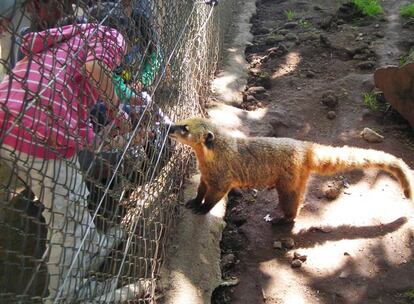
[
  {"left": 293, "top": 252, "right": 307, "bottom": 262},
  {"left": 360, "top": 127, "right": 384, "bottom": 143},
  {"left": 339, "top": 270, "right": 349, "bottom": 279},
  {"left": 291, "top": 259, "right": 302, "bottom": 268},
  {"left": 246, "top": 95, "right": 257, "bottom": 103},
  {"left": 247, "top": 86, "right": 266, "bottom": 94},
  {"left": 251, "top": 189, "right": 258, "bottom": 197},
  {"left": 375, "top": 32, "right": 384, "bottom": 38},
  {"left": 322, "top": 181, "right": 343, "bottom": 200},
  {"left": 220, "top": 277, "right": 240, "bottom": 287},
  {"left": 321, "top": 90, "right": 339, "bottom": 109},
  {"left": 273, "top": 241, "right": 283, "bottom": 250},
  {"left": 265, "top": 35, "right": 285, "bottom": 45},
  {"left": 266, "top": 47, "right": 279, "bottom": 54},
  {"left": 357, "top": 61, "right": 375, "bottom": 70},
  {"left": 374, "top": 23, "right": 380, "bottom": 28},
  {"left": 327, "top": 111, "right": 336, "bottom": 119},
  {"left": 221, "top": 253, "right": 236, "bottom": 269},
  {"left": 284, "top": 22, "right": 298, "bottom": 29},
  {"left": 278, "top": 29, "right": 289, "bottom": 35},
  {"left": 249, "top": 67, "right": 261, "bottom": 75},
  {"left": 282, "top": 237, "right": 295, "bottom": 249},
  {"left": 285, "top": 33, "right": 298, "bottom": 41}
]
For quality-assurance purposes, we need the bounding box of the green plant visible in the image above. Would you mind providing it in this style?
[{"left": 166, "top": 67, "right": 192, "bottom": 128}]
[
  {"left": 403, "top": 289, "right": 414, "bottom": 300},
  {"left": 284, "top": 9, "right": 296, "bottom": 21},
  {"left": 298, "top": 18, "right": 311, "bottom": 29},
  {"left": 400, "top": 3, "right": 414, "bottom": 17},
  {"left": 352, "top": 0, "right": 383, "bottom": 16},
  {"left": 362, "top": 92, "right": 380, "bottom": 111},
  {"left": 399, "top": 48, "right": 414, "bottom": 66}
]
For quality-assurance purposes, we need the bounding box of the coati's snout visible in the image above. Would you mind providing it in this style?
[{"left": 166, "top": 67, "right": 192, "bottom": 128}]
[
  {"left": 168, "top": 117, "right": 216, "bottom": 148},
  {"left": 168, "top": 124, "right": 189, "bottom": 141}
]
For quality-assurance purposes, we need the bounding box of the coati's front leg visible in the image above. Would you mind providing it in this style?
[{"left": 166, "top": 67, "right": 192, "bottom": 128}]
[
  {"left": 192, "top": 187, "right": 229, "bottom": 215},
  {"left": 186, "top": 179, "right": 207, "bottom": 210}
]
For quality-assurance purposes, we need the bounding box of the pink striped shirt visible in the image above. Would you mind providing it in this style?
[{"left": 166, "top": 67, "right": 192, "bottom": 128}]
[{"left": 0, "top": 24, "right": 125, "bottom": 159}]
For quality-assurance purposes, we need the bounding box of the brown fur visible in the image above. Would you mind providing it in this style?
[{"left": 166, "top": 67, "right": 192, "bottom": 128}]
[{"left": 168, "top": 117, "right": 413, "bottom": 218}]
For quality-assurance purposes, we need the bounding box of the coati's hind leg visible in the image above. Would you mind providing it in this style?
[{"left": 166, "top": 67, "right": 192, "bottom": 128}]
[
  {"left": 186, "top": 179, "right": 207, "bottom": 210},
  {"left": 192, "top": 187, "right": 229, "bottom": 215},
  {"left": 275, "top": 173, "right": 309, "bottom": 223}
]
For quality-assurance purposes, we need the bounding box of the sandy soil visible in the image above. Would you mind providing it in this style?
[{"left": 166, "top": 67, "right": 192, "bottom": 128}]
[{"left": 212, "top": 0, "right": 414, "bottom": 303}]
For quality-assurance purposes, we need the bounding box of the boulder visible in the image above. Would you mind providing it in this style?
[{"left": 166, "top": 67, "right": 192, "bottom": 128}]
[{"left": 374, "top": 63, "right": 414, "bottom": 128}]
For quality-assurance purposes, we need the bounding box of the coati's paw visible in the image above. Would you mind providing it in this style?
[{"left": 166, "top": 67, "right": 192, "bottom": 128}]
[{"left": 185, "top": 199, "right": 201, "bottom": 210}]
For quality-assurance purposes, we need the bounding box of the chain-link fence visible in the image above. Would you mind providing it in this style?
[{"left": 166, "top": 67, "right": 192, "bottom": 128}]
[{"left": 0, "top": 0, "right": 236, "bottom": 302}]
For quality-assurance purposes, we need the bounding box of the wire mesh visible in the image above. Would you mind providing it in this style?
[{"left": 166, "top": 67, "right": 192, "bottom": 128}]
[{"left": 0, "top": 0, "right": 236, "bottom": 302}]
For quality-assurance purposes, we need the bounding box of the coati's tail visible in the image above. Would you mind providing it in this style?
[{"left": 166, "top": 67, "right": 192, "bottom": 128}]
[{"left": 309, "top": 143, "right": 413, "bottom": 200}]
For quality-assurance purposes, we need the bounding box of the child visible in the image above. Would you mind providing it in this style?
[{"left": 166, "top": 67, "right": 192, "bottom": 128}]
[{"left": 0, "top": 21, "right": 126, "bottom": 301}]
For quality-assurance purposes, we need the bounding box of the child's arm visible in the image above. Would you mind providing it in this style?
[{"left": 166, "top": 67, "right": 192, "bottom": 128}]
[{"left": 85, "top": 60, "right": 119, "bottom": 111}]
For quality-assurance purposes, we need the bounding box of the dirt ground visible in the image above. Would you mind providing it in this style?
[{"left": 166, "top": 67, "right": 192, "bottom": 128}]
[{"left": 211, "top": 0, "right": 414, "bottom": 303}]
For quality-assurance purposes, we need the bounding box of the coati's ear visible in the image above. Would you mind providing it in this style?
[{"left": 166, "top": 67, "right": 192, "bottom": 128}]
[{"left": 204, "top": 131, "right": 215, "bottom": 148}]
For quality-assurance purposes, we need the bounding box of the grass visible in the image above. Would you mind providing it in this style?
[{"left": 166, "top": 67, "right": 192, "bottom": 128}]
[
  {"left": 284, "top": 9, "right": 296, "bottom": 21},
  {"left": 352, "top": 0, "right": 383, "bottom": 16},
  {"left": 399, "top": 48, "right": 414, "bottom": 66},
  {"left": 362, "top": 92, "right": 381, "bottom": 111},
  {"left": 400, "top": 3, "right": 414, "bottom": 17},
  {"left": 298, "top": 18, "right": 311, "bottom": 29}
]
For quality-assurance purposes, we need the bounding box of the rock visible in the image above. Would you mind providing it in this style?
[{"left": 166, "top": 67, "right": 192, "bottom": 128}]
[
  {"left": 322, "top": 181, "right": 343, "bottom": 200},
  {"left": 247, "top": 86, "right": 266, "bottom": 94},
  {"left": 374, "top": 63, "right": 414, "bottom": 129},
  {"left": 220, "top": 277, "right": 240, "bottom": 287},
  {"left": 278, "top": 29, "right": 289, "bottom": 35},
  {"left": 293, "top": 252, "right": 307, "bottom": 262},
  {"left": 358, "top": 61, "right": 375, "bottom": 70},
  {"left": 273, "top": 241, "right": 283, "bottom": 250},
  {"left": 265, "top": 35, "right": 285, "bottom": 45},
  {"left": 360, "top": 127, "right": 384, "bottom": 143},
  {"left": 375, "top": 32, "right": 385, "bottom": 38},
  {"left": 266, "top": 47, "right": 279, "bottom": 54},
  {"left": 282, "top": 237, "right": 295, "bottom": 249},
  {"left": 339, "top": 270, "right": 349, "bottom": 279},
  {"left": 321, "top": 90, "right": 339, "bottom": 109},
  {"left": 246, "top": 95, "right": 257, "bottom": 103},
  {"left": 327, "top": 111, "right": 336, "bottom": 119},
  {"left": 291, "top": 259, "right": 302, "bottom": 268},
  {"left": 284, "top": 22, "right": 298, "bottom": 29},
  {"left": 221, "top": 253, "right": 236, "bottom": 269},
  {"left": 249, "top": 67, "right": 261, "bottom": 76},
  {"left": 285, "top": 33, "right": 298, "bottom": 42}
]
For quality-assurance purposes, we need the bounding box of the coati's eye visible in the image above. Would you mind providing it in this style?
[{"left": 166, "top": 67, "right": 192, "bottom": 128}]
[{"left": 183, "top": 125, "right": 189, "bottom": 132}]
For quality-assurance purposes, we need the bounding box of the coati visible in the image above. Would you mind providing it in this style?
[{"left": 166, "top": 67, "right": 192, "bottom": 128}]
[{"left": 168, "top": 117, "right": 413, "bottom": 220}]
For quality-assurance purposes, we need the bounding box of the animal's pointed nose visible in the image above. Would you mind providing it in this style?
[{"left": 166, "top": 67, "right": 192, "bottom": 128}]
[{"left": 168, "top": 124, "right": 177, "bottom": 135}]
